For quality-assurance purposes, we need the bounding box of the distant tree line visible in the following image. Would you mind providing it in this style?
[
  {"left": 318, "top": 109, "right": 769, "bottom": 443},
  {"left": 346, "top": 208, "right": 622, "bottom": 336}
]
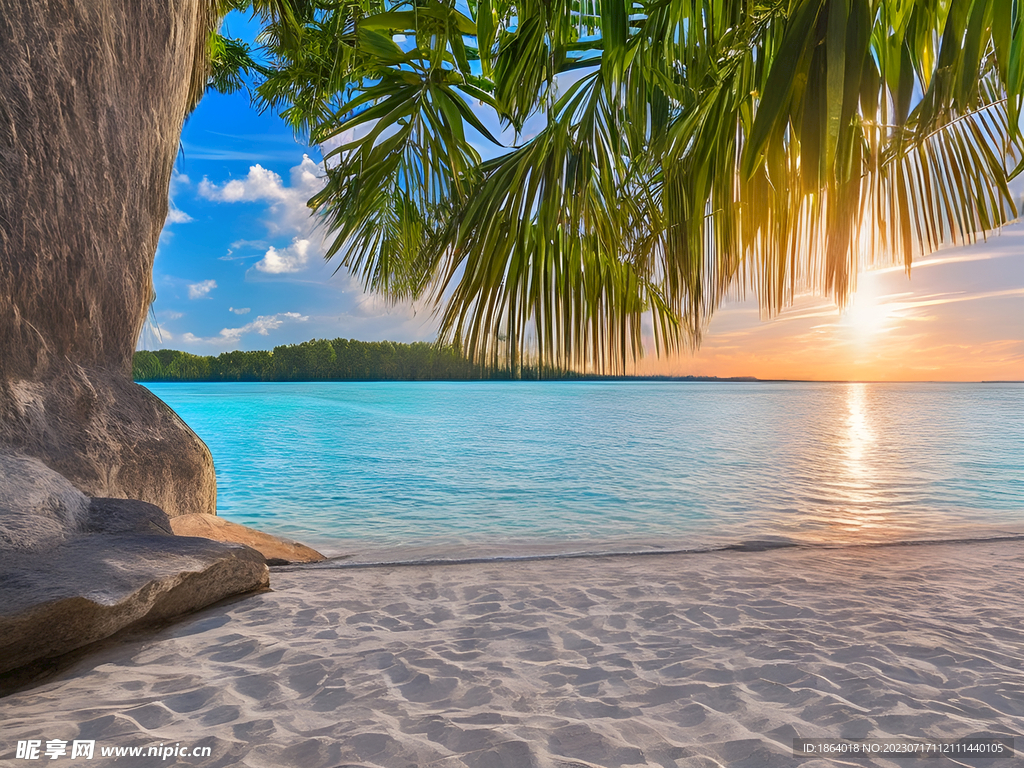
[
  {"left": 132, "top": 339, "right": 498, "bottom": 382},
  {"left": 134, "top": 338, "right": 759, "bottom": 383}
]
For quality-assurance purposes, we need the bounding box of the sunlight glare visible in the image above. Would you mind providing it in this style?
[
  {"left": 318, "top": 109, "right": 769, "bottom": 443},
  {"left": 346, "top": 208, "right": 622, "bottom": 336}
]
[
  {"left": 841, "top": 281, "right": 893, "bottom": 338},
  {"left": 844, "top": 382, "right": 873, "bottom": 470},
  {"left": 826, "top": 382, "right": 890, "bottom": 538}
]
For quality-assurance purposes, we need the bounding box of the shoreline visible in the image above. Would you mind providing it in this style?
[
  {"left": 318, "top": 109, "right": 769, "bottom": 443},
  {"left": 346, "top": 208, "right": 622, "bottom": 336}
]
[
  {"left": 278, "top": 532, "right": 1024, "bottom": 571},
  {"left": 3, "top": 538, "right": 1022, "bottom": 767}
]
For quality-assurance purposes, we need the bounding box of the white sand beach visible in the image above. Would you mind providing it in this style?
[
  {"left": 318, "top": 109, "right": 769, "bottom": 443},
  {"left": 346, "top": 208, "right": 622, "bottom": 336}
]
[{"left": 2, "top": 539, "right": 1022, "bottom": 767}]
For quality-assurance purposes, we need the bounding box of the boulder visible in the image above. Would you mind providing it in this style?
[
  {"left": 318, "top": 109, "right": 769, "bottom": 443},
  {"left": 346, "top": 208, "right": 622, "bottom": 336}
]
[
  {"left": 170, "top": 513, "right": 326, "bottom": 564},
  {"left": 0, "top": 535, "right": 269, "bottom": 675},
  {"left": 0, "top": 453, "right": 89, "bottom": 550},
  {"left": 0, "top": 1, "right": 268, "bottom": 678},
  {"left": 87, "top": 496, "right": 174, "bottom": 536},
  {"left": 0, "top": 476, "right": 269, "bottom": 676},
  {"left": 0, "top": 373, "right": 217, "bottom": 519}
]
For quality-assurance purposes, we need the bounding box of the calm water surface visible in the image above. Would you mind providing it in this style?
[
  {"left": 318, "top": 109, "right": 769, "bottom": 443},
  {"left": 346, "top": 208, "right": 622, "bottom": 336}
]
[{"left": 147, "top": 382, "right": 1024, "bottom": 559}]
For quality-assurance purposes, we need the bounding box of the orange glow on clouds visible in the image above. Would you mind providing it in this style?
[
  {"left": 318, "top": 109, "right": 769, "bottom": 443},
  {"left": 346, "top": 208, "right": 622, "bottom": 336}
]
[{"left": 643, "top": 224, "right": 1024, "bottom": 382}]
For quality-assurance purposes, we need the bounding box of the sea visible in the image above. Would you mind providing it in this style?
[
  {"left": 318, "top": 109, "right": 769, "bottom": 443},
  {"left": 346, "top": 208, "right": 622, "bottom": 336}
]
[{"left": 145, "top": 381, "right": 1024, "bottom": 564}]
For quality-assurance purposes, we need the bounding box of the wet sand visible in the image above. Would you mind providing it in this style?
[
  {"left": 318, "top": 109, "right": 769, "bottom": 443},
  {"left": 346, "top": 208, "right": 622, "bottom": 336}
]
[{"left": 2, "top": 539, "right": 1022, "bottom": 767}]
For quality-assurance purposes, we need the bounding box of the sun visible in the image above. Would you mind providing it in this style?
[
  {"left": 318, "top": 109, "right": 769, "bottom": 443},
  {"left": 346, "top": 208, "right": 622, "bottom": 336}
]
[{"left": 841, "top": 281, "right": 893, "bottom": 338}]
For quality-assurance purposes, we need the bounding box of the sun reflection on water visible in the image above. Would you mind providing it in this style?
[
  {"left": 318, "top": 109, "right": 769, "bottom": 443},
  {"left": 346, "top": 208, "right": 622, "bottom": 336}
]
[
  {"left": 844, "top": 382, "right": 874, "bottom": 474},
  {"left": 816, "top": 382, "right": 886, "bottom": 538}
]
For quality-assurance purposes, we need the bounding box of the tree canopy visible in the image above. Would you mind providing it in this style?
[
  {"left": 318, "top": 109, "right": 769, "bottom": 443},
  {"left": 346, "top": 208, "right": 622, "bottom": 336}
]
[
  {"left": 134, "top": 338, "right": 577, "bottom": 381},
  {"left": 136, "top": 338, "right": 487, "bottom": 381},
  {"left": 208, "top": 0, "right": 1024, "bottom": 372}
]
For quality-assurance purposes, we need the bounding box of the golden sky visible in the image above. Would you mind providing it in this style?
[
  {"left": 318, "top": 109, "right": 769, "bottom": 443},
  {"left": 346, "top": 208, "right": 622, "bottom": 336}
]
[{"left": 644, "top": 223, "right": 1024, "bottom": 382}]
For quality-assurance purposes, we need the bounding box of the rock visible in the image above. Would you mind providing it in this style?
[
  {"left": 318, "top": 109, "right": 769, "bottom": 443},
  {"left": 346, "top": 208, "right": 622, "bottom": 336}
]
[
  {"left": 87, "top": 497, "right": 174, "bottom": 536},
  {"left": 0, "top": 1, "right": 266, "bottom": 678},
  {"left": 170, "top": 513, "right": 326, "bottom": 564},
  {"left": 0, "top": 373, "right": 217, "bottom": 519},
  {"left": 0, "top": 464, "right": 269, "bottom": 676},
  {"left": 0, "top": 534, "right": 269, "bottom": 675},
  {"left": 0, "top": 454, "right": 89, "bottom": 550},
  {"left": 0, "top": 0, "right": 218, "bottom": 517}
]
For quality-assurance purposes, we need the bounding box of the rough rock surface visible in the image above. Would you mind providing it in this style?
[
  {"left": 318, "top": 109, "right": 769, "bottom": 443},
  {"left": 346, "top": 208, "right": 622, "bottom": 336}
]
[
  {"left": 0, "top": 0, "right": 217, "bottom": 516},
  {"left": 0, "top": 492, "right": 269, "bottom": 676},
  {"left": 0, "top": 376, "right": 217, "bottom": 519},
  {"left": 0, "top": 1, "right": 274, "bottom": 679},
  {"left": 170, "top": 513, "right": 327, "bottom": 564},
  {"left": 0, "top": 454, "right": 89, "bottom": 550}
]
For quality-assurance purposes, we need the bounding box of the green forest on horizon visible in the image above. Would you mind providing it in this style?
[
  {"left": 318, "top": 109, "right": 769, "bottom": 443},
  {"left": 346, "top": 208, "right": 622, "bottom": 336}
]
[
  {"left": 133, "top": 338, "right": 491, "bottom": 382},
  {"left": 133, "top": 338, "right": 758, "bottom": 382}
]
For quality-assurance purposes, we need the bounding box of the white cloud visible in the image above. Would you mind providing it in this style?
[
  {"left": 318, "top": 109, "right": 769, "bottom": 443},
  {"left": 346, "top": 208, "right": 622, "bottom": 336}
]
[
  {"left": 254, "top": 238, "right": 312, "bottom": 274},
  {"left": 180, "top": 144, "right": 308, "bottom": 163},
  {"left": 238, "top": 312, "right": 307, "bottom": 338},
  {"left": 166, "top": 208, "right": 193, "bottom": 224},
  {"left": 354, "top": 292, "right": 406, "bottom": 318},
  {"left": 197, "top": 155, "right": 326, "bottom": 239},
  {"left": 199, "top": 164, "right": 289, "bottom": 203},
  {"left": 170, "top": 172, "right": 190, "bottom": 194},
  {"left": 181, "top": 312, "right": 309, "bottom": 345},
  {"left": 319, "top": 129, "right": 356, "bottom": 168},
  {"left": 230, "top": 307, "right": 251, "bottom": 315},
  {"left": 220, "top": 239, "right": 271, "bottom": 262},
  {"left": 165, "top": 173, "right": 192, "bottom": 228},
  {"left": 188, "top": 279, "right": 217, "bottom": 299},
  {"left": 230, "top": 238, "right": 269, "bottom": 250},
  {"left": 160, "top": 310, "right": 184, "bottom": 320}
]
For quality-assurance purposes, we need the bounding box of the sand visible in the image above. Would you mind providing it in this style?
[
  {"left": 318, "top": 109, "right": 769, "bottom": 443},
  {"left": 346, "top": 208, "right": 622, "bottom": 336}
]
[{"left": 1, "top": 539, "right": 1022, "bottom": 767}]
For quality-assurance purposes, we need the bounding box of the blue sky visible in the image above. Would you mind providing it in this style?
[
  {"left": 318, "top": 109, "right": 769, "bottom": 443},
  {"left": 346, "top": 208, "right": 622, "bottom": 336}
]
[
  {"left": 153, "top": 90, "right": 440, "bottom": 351},
  {"left": 147, "top": 12, "right": 1023, "bottom": 381}
]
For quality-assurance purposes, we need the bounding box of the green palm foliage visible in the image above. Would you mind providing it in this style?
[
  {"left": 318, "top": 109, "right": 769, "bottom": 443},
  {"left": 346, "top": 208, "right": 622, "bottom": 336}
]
[{"left": 213, "top": 0, "right": 1024, "bottom": 372}]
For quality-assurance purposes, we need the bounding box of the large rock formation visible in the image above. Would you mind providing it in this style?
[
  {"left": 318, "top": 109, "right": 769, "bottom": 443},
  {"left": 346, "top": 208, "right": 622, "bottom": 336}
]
[
  {"left": 0, "top": 2, "right": 275, "bottom": 676},
  {"left": 0, "top": 0, "right": 216, "bottom": 516}
]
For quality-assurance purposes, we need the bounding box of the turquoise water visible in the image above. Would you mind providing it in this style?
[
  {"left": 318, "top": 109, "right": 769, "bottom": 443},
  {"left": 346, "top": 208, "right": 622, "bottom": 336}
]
[{"left": 147, "top": 381, "right": 1024, "bottom": 560}]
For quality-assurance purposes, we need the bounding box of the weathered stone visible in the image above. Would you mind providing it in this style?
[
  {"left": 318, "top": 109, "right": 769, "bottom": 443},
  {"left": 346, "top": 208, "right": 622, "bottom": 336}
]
[
  {"left": 0, "top": 1, "right": 274, "bottom": 679},
  {"left": 170, "top": 513, "right": 327, "bottom": 564},
  {"left": 0, "top": 454, "right": 89, "bottom": 550},
  {"left": 0, "top": 375, "right": 217, "bottom": 518},
  {"left": 0, "top": 535, "right": 269, "bottom": 675},
  {"left": 0, "top": 466, "right": 270, "bottom": 675},
  {"left": 87, "top": 497, "right": 174, "bottom": 536},
  {"left": 0, "top": 0, "right": 218, "bottom": 516}
]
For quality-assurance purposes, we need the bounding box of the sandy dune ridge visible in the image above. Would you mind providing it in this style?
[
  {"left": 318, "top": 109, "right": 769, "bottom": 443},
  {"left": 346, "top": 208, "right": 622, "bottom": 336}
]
[{"left": 1, "top": 539, "right": 1022, "bottom": 767}]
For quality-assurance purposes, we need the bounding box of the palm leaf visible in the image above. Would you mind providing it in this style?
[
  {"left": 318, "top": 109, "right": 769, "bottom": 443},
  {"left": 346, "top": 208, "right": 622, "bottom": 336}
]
[{"left": 225, "top": 0, "right": 1024, "bottom": 373}]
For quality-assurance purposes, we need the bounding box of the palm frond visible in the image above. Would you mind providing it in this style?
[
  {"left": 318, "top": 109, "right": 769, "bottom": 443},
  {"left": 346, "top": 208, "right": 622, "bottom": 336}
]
[{"left": 220, "top": 0, "right": 1024, "bottom": 373}]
